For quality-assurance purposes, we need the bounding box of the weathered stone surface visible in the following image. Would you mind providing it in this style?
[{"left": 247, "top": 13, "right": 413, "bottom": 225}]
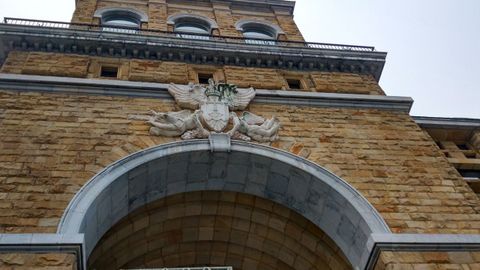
[
  {"left": 0, "top": 253, "right": 76, "bottom": 269},
  {"left": 311, "top": 72, "right": 385, "bottom": 95},
  {"left": 0, "top": 89, "right": 478, "bottom": 234},
  {"left": 374, "top": 251, "right": 480, "bottom": 270},
  {"left": 1, "top": 52, "right": 386, "bottom": 95},
  {"left": 70, "top": 0, "right": 303, "bottom": 45},
  {"left": 1, "top": 52, "right": 89, "bottom": 78}
]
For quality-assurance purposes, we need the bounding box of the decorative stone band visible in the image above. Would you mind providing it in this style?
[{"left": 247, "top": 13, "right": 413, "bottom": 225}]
[
  {"left": 2, "top": 233, "right": 480, "bottom": 270},
  {"left": 0, "top": 74, "right": 414, "bottom": 112}
]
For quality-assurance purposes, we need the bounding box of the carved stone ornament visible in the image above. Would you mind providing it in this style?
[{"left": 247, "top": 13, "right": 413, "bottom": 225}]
[{"left": 147, "top": 79, "right": 280, "bottom": 142}]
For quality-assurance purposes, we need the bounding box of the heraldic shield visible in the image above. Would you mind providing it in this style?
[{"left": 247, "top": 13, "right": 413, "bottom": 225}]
[
  {"left": 143, "top": 79, "right": 281, "bottom": 142},
  {"left": 201, "top": 102, "right": 229, "bottom": 132}
]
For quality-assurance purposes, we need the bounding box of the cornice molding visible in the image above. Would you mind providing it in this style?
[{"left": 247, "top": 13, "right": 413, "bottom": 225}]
[
  {"left": 0, "top": 74, "right": 413, "bottom": 112},
  {"left": 413, "top": 116, "right": 480, "bottom": 129},
  {"left": 0, "top": 23, "right": 387, "bottom": 81},
  {"left": 365, "top": 233, "right": 480, "bottom": 270}
]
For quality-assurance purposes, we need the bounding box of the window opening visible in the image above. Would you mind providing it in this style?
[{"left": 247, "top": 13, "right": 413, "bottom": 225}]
[
  {"left": 459, "top": 169, "right": 480, "bottom": 179},
  {"left": 241, "top": 23, "right": 276, "bottom": 45},
  {"left": 198, "top": 73, "right": 213, "bottom": 84},
  {"left": 287, "top": 79, "right": 302, "bottom": 90},
  {"left": 174, "top": 18, "right": 211, "bottom": 40},
  {"left": 101, "top": 11, "right": 140, "bottom": 34},
  {"left": 100, "top": 66, "right": 119, "bottom": 78},
  {"left": 457, "top": 143, "right": 470, "bottom": 150}
]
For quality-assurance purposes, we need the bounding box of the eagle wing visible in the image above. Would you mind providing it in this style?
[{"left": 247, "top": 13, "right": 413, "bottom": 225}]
[
  {"left": 168, "top": 83, "right": 206, "bottom": 110},
  {"left": 231, "top": 87, "right": 256, "bottom": 111}
]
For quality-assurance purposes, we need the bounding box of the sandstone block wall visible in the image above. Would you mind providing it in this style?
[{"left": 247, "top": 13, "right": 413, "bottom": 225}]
[
  {"left": 0, "top": 89, "right": 478, "bottom": 234},
  {"left": 375, "top": 251, "right": 480, "bottom": 270},
  {"left": 0, "top": 253, "right": 77, "bottom": 269},
  {"left": 0, "top": 51, "right": 385, "bottom": 95},
  {"left": 70, "top": 0, "right": 305, "bottom": 42}
]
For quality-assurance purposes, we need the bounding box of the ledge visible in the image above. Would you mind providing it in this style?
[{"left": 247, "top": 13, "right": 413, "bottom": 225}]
[
  {"left": 0, "top": 73, "right": 413, "bottom": 112},
  {"left": 0, "top": 21, "right": 386, "bottom": 81},
  {"left": 3, "top": 232, "right": 480, "bottom": 270},
  {"left": 365, "top": 233, "right": 480, "bottom": 269},
  {"left": 413, "top": 116, "right": 480, "bottom": 129},
  {"left": 0, "top": 233, "right": 85, "bottom": 270}
]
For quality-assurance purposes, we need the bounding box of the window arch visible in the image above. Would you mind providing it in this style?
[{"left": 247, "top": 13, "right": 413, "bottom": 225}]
[
  {"left": 235, "top": 19, "right": 284, "bottom": 45},
  {"left": 167, "top": 13, "right": 218, "bottom": 40},
  {"left": 94, "top": 7, "right": 148, "bottom": 33}
]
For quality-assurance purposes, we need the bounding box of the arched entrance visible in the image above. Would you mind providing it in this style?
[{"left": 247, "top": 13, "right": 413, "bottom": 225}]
[
  {"left": 58, "top": 140, "right": 390, "bottom": 269},
  {"left": 89, "top": 191, "right": 352, "bottom": 269}
]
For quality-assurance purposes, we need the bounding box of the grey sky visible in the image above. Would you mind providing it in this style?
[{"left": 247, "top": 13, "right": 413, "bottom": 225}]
[{"left": 0, "top": 0, "right": 479, "bottom": 118}]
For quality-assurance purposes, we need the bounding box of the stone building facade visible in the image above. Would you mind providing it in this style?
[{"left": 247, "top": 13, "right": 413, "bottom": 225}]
[{"left": 0, "top": 0, "right": 479, "bottom": 269}]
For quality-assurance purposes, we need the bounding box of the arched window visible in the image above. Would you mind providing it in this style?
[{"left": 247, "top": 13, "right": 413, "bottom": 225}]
[
  {"left": 235, "top": 19, "right": 284, "bottom": 45},
  {"left": 174, "top": 18, "right": 211, "bottom": 40},
  {"left": 94, "top": 8, "right": 148, "bottom": 34},
  {"left": 242, "top": 23, "right": 276, "bottom": 45},
  {"left": 167, "top": 14, "right": 218, "bottom": 40}
]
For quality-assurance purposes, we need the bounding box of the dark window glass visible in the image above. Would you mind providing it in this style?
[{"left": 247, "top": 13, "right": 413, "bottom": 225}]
[
  {"left": 101, "top": 11, "right": 140, "bottom": 33},
  {"left": 242, "top": 23, "right": 276, "bottom": 45},
  {"left": 174, "top": 18, "right": 211, "bottom": 40},
  {"left": 459, "top": 169, "right": 480, "bottom": 178},
  {"left": 198, "top": 73, "right": 213, "bottom": 84},
  {"left": 101, "top": 66, "right": 118, "bottom": 78},
  {"left": 287, "top": 79, "right": 302, "bottom": 90},
  {"left": 457, "top": 143, "right": 470, "bottom": 150}
]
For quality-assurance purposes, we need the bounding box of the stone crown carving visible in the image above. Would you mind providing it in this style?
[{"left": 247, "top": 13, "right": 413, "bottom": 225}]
[{"left": 147, "top": 79, "right": 280, "bottom": 142}]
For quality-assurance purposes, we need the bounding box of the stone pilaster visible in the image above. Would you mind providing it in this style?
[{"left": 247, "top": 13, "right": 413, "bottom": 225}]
[
  {"left": 212, "top": 1, "right": 240, "bottom": 37},
  {"left": 148, "top": 0, "right": 168, "bottom": 31}
]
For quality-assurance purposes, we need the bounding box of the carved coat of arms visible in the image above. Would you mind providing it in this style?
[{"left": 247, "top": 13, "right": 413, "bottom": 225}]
[{"left": 147, "top": 79, "right": 280, "bottom": 142}]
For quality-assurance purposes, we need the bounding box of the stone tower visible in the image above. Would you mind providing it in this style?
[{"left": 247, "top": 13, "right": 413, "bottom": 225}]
[{"left": 0, "top": 0, "right": 480, "bottom": 269}]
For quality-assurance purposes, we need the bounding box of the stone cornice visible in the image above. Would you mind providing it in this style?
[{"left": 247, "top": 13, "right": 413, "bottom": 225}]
[
  {"left": 413, "top": 116, "right": 480, "bottom": 129},
  {"left": 365, "top": 233, "right": 480, "bottom": 270},
  {"left": 0, "top": 23, "right": 387, "bottom": 81},
  {"left": 0, "top": 73, "right": 413, "bottom": 112}
]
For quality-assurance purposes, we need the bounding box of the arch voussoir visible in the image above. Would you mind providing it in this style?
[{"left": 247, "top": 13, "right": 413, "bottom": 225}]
[{"left": 59, "top": 140, "right": 390, "bottom": 270}]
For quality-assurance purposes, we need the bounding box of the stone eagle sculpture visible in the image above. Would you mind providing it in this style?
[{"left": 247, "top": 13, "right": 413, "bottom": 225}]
[{"left": 147, "top": 79, "right": 280, "bottom": 142}]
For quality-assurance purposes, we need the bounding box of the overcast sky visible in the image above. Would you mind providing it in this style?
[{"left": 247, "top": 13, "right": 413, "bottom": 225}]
[{"left": 0, "top": 0, "right": 479, "bottom": 118}]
